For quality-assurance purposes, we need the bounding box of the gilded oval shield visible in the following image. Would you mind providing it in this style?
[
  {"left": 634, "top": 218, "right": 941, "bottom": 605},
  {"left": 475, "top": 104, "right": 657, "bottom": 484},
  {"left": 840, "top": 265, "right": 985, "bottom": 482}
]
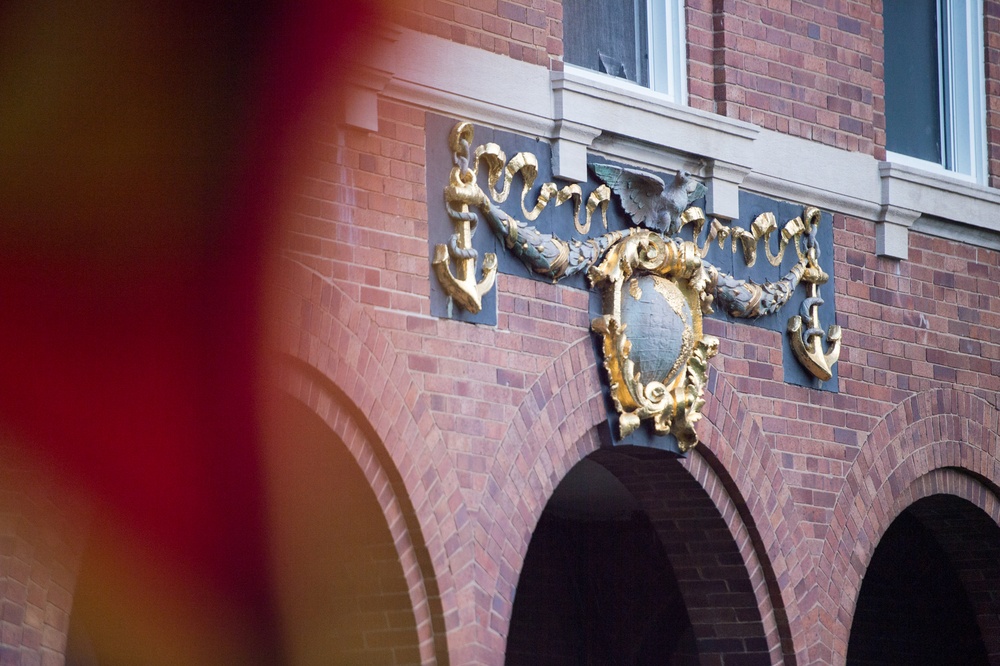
[{"left": 620, "top": 275, "right": 696, "bottom": 387}]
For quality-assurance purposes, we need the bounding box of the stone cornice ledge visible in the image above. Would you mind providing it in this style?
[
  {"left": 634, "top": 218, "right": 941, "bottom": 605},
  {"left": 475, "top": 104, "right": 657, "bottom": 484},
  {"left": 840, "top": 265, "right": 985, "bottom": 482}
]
[
  {"left": 375, "top": 28, "right": 1000, "bottom": 255},
  {"left": 878, "top": 162, "right": 1000, "bottom": 259},
  {"left": 551, "top": 66, "right": 759, "bottom": 155},
  {"left": 378, "top": 28, "right": 555, "bottom": 139},
  {"left": 743, "top": 128, "right": 882, "bottom": 222},
  {"left": 552, "top": 66, "right": 758, "bottom": 219}
]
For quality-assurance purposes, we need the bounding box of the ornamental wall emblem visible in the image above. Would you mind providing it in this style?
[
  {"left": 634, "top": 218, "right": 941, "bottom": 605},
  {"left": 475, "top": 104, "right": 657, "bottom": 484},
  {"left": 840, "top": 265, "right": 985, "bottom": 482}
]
[{"left": 433, "top": 121, "right": 841, "bottom": 450}]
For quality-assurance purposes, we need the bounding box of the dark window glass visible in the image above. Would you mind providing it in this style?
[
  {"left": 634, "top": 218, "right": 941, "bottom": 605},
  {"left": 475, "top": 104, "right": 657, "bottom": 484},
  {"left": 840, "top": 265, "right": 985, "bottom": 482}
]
[
  {"left": 563, "top": 0, "right": 649, "bottom": 87},
  {"left": 883, "top": 0, "right": 942, "bottom": 163}
]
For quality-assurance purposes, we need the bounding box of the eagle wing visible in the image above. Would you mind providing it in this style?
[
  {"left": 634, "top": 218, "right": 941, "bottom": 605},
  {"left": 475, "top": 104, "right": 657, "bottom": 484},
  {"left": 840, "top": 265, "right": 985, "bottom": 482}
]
[
  {"left": 686, "top": 179, "right": 707, "bottom": 206},
  {"left": 591, "top": 163, "right": 665, "bottom": 229}
]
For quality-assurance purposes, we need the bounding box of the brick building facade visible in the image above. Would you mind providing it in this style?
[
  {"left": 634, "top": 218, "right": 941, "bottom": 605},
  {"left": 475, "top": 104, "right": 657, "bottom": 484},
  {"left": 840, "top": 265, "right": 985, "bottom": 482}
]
[{"left": 5, "top": 1, "right": 1000, "bottom": 664}]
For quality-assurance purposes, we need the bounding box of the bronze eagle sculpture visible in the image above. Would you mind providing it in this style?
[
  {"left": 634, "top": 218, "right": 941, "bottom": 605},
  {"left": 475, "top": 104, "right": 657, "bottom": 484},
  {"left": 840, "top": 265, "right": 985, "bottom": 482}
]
[{"left": 591, "top": 164, "right": 707, "bottom": 236}]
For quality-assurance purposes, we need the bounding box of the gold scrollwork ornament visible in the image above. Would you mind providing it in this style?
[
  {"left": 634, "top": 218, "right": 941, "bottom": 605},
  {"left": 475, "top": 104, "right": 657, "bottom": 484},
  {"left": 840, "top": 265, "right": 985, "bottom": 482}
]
[
  {"left": 434, "top": 121, "right": 843, "bottom": 448},
  {"left": 589, "top": 231, "right": 719, "bottom": 451}
]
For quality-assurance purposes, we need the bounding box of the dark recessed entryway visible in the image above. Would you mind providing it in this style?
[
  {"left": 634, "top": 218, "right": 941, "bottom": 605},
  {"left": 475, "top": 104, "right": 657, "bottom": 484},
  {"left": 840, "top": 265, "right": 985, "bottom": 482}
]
[
  {"left": 847, "top": 493, "right": 1000, "bottom": 665},
  {"left": 506, "top": 446, "right": 771, "bottom": 665}
]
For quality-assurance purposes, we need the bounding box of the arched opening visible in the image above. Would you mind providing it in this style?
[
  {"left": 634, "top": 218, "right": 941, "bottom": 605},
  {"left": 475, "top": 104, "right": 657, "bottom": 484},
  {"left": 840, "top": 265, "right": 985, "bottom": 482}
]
[
  {"left": 506, "top": 456, "right": 696, "bottom": 664},
  {"left": 66, "top": 393, "right": 424, "bottom": 665},
  {"left": 506, "top": 445, "right": 770, "bottom": 665},
  {"left": 847, "top": 493, "right": 1000, "bottom": 665},
  {"left": 262, "top": 394, "right": 423, "bottom": 665}
]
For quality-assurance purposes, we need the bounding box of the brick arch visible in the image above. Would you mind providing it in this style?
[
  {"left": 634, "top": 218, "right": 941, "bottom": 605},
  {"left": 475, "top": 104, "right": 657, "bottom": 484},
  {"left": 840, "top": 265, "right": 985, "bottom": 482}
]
[
  {"left": 682, "top": 445, "right": 794, "bottom": 664},
  {"left": 815, "top": 388, "right": 1000, "bottom": 664},
  {"left": 891, "top": 473, "right": 1000, "bottom": 661},
  {"left": 272, "top": 261, "right": 475, "bottom": 662},
  {"left": 843, "top": 469, "right": 1000, "bottom": 663},
  {"left": 272, "top": 365, "right": 449, "bottom": 664},
  {"left": 589, "top": 447, "right": 773, "bottom": 664},
  {"left": 477, "top": 336, "right": 609, "bottom": 656},
  {"left": 695, "top": 370, "right": 812, "bottom": 664},
  {"left": 484, "top": 346, "right": 809, "bottom": 663}
]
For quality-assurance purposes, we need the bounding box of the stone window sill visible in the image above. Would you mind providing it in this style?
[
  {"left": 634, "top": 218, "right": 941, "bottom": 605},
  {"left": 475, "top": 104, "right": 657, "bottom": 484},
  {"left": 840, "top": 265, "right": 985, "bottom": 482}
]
[{"left": 878, "top": 161, "right": 1000, "bottom": 259}]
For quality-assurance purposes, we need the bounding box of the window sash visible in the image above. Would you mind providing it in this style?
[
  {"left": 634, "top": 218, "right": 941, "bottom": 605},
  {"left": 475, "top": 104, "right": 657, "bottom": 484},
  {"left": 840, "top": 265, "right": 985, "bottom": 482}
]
[
  {"left": 885, "top": 0, "right": 986, "bottom": 182},
  {"left": 647, "top": 0, "right": 687, "bottom": 103},
  {"left": 941, "top": 0, "right": 986, "bottom": 181},
  {"left": 562, "top": 0, "right": 687, "bottom": 104}
]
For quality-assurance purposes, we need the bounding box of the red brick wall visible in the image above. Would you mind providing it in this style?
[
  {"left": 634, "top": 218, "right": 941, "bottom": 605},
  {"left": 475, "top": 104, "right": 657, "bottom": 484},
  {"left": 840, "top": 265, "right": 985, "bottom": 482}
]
[
  {"left": 255, "top": 2, "right": 1000, "bottom": 654},
  {"left": 18, "top": 2, "right": 998, "bottom": 663},
  {"left": 870, "top": 0, "right": 887, "bottom": 162},
  {"left": 390, "top": 0, "right": 1000, "bottom": 171},
  {"left": 687, "top": 0, "right": 1000, "bottom": 177},
  {"left": 213, "top": 0, "right": 1000, "bottom": 661},
  {"left": 392, "top": 0, "right": 1000, "bottom": 178},
  {"left": 397, "top": 0, "right": 564, "bottom": 68},
  {"left": 6, "top": 2, "right": 1000, "bottom": 665},
  {"left": 687, "top": 0, "right": 878, "bottom": 154},
  {"left": 267, "top": 66, "right": 1000, "bottom": 660}
]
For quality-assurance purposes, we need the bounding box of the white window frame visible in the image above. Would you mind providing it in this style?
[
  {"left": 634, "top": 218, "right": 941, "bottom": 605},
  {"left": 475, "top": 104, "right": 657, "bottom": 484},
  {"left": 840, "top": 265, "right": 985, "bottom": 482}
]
[
  {"left": 886, "top": 0, "right": 986, "bottom": 184},
  {"left": 647, "top": 0, "right": 688, "bottom": 104}
]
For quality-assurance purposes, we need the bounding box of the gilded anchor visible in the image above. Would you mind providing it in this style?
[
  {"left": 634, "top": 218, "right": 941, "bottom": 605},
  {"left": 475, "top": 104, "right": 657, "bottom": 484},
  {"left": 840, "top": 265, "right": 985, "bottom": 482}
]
[
  {"left": 788, "top": 223, "right": 841, "bottom": 381},
  {"left": 433, "top": 123, "right": 497, "bottom": 314}
]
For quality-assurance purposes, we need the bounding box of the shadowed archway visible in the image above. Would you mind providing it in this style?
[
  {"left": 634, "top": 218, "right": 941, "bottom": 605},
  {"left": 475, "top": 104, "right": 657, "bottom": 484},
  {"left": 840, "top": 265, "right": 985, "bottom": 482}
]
[
  {"left": 506, "top": 445, "right": 771, "bottom": 665},
  {"left": 263, "top": 393, "right": 423, "bottom": 665},
  {"left": 847, "top": 493, "right": 1000, "bottom": 665}
]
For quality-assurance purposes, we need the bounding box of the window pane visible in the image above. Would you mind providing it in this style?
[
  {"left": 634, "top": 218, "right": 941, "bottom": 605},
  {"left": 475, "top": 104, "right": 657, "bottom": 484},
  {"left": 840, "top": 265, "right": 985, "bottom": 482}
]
[
  {"left": 884, "top": 0, "right": 941, "bottom": 163},
  {"left": 942, "top": 0, "right": 984, "bottom": 178},
  {"left": 563, "top": 0, "right": 649, "bottom": 86}
]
